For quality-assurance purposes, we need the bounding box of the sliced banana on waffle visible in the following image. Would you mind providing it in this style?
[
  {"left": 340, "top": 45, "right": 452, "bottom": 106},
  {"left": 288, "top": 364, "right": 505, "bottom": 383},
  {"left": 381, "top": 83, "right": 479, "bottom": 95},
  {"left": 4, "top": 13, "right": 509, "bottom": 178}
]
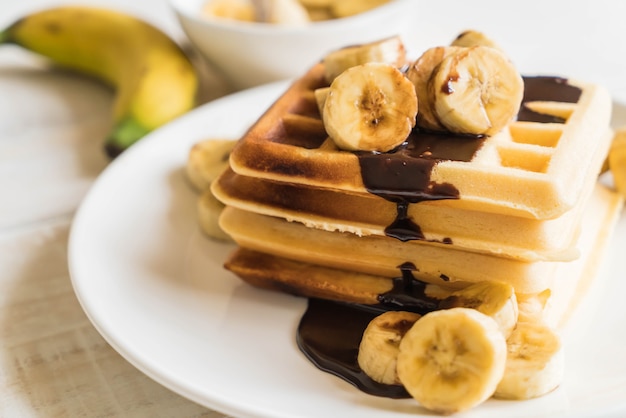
[
  {"left": 429, "top": 46, "right": 524, "bottom": 136},
  {"left": 396, "top": 308, "right": 507, "bottom": 415},
  {"left": 322, "top": 36, "right": 407, "bottom": 83},
  {"left": 439, "top": 281, "right": 519, "bottom": 338},
  {"left": 323, "top": 62, "right": 417, "bottom": 152},
  {"left": 495, "top": 321, "right": 564, "bottom": 400},
  {"left": 451, "top": 29, "right": 501, "bottom": 50},
  {"left": 357, "top": 311, "right": 421, "bottom": 385},
  {"left": 406, "top": 46, "right": 464, "bottom": 131}
]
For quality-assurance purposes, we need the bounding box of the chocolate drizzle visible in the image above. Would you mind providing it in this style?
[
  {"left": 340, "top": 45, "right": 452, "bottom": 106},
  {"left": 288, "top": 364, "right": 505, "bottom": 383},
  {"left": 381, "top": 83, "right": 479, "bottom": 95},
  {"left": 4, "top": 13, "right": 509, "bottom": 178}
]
[
  {"left": 377, "top": 262, "right": 440, "bottom": 314},
  {"left": 296, "top": 298, "right": 410, "bottom": 398}
]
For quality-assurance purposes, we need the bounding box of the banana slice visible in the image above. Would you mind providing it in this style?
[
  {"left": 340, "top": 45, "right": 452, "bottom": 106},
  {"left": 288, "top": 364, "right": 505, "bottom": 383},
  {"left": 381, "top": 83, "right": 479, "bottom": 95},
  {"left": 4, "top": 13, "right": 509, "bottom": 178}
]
[
  {"left": 323, "top": 62, "right": 417, "bottom": 152},
  {"left": 264, "top": 0, "right": 311, "bottom": 25},
  {"left": 322, "top": 36, "right": 407, "bottom": 83},
  {"left": 406, "top": 46, "right": 464, "bottom": 131},
  {"left": 357, "top": 311, "right": 421, "bottom": 385},
  {"left": 517, "top": 289, "right": 551, "bottom": 323},
  {"left": 439, "top": 281, "right": 519, "bottom": 338},
  {"left": 495, "top": 321, "right": 564, "bottom": 400},
  {"left": 609, "top": 127, "right": 626, "bottom": 197},
  {"left": 397, "top": 307, "right": 507, "bottom": 415},
  {"left": 451, "top": 29, "right": 501, "bottom": 50},
  {"left": 314, "top": 87, "right": 330, "bottom": 117},
  {"left": 186, "top": 139, "right": 237, "bottom": 192},
  {"left": 330, "top": 0, "right": 390, "bottom": 18},
  {"left": 430, "top": 46, "right": 524, "bottom": 136},
  {"left": 198, "top": 188, "right": 233, "bottom": 241},
  {"left": 202, "top": 0, "right": 257, "bottom": 22}
]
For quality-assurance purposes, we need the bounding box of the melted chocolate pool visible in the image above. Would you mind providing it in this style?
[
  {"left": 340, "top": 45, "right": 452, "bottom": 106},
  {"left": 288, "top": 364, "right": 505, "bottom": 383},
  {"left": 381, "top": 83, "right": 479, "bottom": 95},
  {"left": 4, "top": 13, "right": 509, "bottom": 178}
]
[{"left": 295, "top": 76, "right": 582, "bottom": 397}]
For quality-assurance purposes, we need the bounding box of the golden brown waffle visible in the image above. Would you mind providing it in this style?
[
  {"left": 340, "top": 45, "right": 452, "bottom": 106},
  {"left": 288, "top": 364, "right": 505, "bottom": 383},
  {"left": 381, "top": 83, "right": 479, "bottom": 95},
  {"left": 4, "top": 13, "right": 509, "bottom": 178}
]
[
  {"left": 222, "top": 183, "right": 623, "bottom": 326},
  {"left": 213, "top": 167, "right": 591, "bottom": 262},
  {"left": 228, "top": 63, "right": 613, "bottom": 220},
  {"left": 219, "top": 184, "right": 622, "bottom": 294}
]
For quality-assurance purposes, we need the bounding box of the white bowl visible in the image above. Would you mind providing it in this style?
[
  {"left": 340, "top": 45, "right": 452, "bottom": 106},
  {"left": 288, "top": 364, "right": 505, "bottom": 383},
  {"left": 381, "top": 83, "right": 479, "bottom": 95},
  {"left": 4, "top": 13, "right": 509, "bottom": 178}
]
[{"left": 170, "top": 0, "right": 418, "bottom": 90}]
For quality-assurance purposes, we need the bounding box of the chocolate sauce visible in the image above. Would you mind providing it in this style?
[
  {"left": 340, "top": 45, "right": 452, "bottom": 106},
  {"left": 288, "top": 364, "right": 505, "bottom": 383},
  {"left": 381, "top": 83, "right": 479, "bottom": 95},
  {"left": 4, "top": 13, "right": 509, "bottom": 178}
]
[
  {"left": 377, "top": 262, "right": 440, "bottom": 314},
  {"left": 518, "top": 76, "right": 582, "bottom": 123},
  {"left": 295, "top": 76, "right": 584, "bottom": 398},
  {"left": 296, "top": 298, "right": 410, "bottom": 398}
]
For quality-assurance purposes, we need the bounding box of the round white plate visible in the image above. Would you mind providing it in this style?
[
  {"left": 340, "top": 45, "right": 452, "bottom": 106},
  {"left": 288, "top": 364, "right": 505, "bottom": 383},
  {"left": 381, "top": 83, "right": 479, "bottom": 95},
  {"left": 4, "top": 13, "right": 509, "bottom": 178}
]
[{"left": 69, "top": 82, "right": 626, "bottom": 418}]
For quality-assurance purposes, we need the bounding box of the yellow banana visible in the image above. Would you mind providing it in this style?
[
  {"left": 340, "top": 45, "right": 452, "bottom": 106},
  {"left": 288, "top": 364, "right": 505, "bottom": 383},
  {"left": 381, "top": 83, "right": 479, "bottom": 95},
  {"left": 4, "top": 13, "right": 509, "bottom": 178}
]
[
  {"left": 0, "top": 6, "right": 199, "bottom": 157},
  {"left": 396, "top": 307, "right": 507, "bottom": 415},
  {"left": 609, "top": 127, "right": 626, "bottom": 197},
  {"left": 439, "top": 281, "right": 519, "bottom": 338},
  {"left": 357, "top": 310, "right": 421, "bottom": 385},
  {"left": 322, "top": 62, "right": 417, "bottom": 152}
]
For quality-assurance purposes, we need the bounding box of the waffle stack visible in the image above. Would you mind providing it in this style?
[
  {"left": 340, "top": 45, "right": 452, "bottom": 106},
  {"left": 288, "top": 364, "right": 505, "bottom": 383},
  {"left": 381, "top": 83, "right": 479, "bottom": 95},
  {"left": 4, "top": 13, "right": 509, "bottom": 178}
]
[{"left": 210, "top": 44, "right": 622, "bottom": 328}]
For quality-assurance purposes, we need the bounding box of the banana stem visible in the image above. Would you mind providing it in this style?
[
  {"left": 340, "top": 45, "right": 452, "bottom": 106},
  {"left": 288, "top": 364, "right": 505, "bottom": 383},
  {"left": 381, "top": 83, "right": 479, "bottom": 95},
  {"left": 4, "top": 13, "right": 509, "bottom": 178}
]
[
  {"left": 0, "top": 29, "right": 11, "bottom": 44},
  {"left": 105, "top": 117, "right": 151, "bottom": 158}
]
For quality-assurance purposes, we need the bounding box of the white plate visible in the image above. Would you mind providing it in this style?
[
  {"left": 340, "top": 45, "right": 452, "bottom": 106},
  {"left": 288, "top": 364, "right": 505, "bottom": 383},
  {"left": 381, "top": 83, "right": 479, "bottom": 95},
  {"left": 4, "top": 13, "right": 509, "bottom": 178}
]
[{"left": 69, "top": 82, "right": 626, "bottom": 418}]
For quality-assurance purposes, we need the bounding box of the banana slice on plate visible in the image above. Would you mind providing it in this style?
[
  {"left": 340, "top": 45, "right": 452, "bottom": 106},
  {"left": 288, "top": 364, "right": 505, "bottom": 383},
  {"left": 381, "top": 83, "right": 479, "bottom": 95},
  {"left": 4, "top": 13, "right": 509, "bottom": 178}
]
[
  {"left": 439, "top": 281, "right": 519, "bottom": 338},
  {"left": 397, "top": 307, "right": 507, "bottom": 415},
  {"left": 322, "top": 36, "right": 407, "bottom": 83},
  {"left": 323, "top": 62, "right": 417, "bottom": 152},
  {"left": 186, "top": 139, "right": 237, "bottom": 192},
  {"left": 357, "top": 311, "right": 421, "bottom": 385},
  {"left": 609, "top": 127, "right": 626, "bottom": 197},
  {"left": 495, "top": 321, "right": 564, "bottom": 400},
  {"left": 429, "top": 45, "right": 524, "bottom": 136},
  {"left": 198, "top": 188, "right": 233, "bottom": 242}
]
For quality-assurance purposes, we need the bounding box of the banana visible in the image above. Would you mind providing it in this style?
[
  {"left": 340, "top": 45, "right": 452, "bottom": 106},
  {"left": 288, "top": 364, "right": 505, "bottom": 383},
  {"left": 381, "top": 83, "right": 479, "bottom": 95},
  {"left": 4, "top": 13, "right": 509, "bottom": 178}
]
[
  {"left": 314, "top": 87, "right": 330, "bottom": 117},
  {"left": 269, "top": 0, "right": 312, "bottom": 25},
  {"left": 0, "top": 6, "right": 199, "bottom": 157},
  {"left": 406, "top": 46, "right": 464, "bottom": 132},
  {"left": 609, "top": 127, "right": 626, "bottom": 197},
  {"left": 322, "top": 62, "right": 417, "bottom": 152},
  {"left": 451, "top": 29, "right": 501, "bottom": 50},
  {"left": 202, "top": 0, "right": 257, "bottom": 22},
  {"left": 198, "top": 188, "right": 233, "bottom": 241},
  {"left": 397, "top": 307, "right": 507, "bottom": 415},
  {"left": 186, "top": 138, "right": 238, "bottom": 192},
  {"left": 298, "top": 0, "right": 333, "bottom": 7},
  {"left": 494, "top": 321, "right": 564, "bottom": 400},
  {"left": 330, "top": 0, "right": 390, "bottom": 18},
  {"left": 516, "top": 289, "right": 551, "bottom": 323},
  {"left": 357, "top": 311, "right": 421, "bottom": 385},
  {"left": 322, "top": 35, "right": 407, "bottom": 84},
  {"left": 429, "top": 46, "right": 524, "bottom": 136},
  {"left": 439, "top": 281, "right": 519, "bottom": 338}
]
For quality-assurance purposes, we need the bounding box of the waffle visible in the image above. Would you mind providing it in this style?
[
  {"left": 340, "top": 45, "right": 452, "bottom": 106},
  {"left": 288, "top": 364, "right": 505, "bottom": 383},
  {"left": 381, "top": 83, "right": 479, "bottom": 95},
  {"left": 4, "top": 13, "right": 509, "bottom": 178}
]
[
  {"left": 222, "top": 183, "right": 623, "bottom": 328},
  {"left": 228, "top": 63, "right": 613, "bottom": 220},
  {"left": 213, "top": 167, "right": 592, "bottom": 262}
]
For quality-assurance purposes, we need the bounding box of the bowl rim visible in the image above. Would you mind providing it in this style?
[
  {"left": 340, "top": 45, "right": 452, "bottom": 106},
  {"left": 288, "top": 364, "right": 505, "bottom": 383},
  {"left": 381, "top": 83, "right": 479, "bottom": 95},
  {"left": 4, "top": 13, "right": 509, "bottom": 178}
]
[{"left": 169, "top": 0, "right": 415, "bottom": 34}]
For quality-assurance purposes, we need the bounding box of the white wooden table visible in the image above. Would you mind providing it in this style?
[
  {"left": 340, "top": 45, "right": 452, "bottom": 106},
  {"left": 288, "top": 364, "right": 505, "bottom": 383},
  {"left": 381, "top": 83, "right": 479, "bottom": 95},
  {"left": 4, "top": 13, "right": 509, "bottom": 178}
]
[{"left": 1, "top": 1, "right": 625, "bottom": 417}]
